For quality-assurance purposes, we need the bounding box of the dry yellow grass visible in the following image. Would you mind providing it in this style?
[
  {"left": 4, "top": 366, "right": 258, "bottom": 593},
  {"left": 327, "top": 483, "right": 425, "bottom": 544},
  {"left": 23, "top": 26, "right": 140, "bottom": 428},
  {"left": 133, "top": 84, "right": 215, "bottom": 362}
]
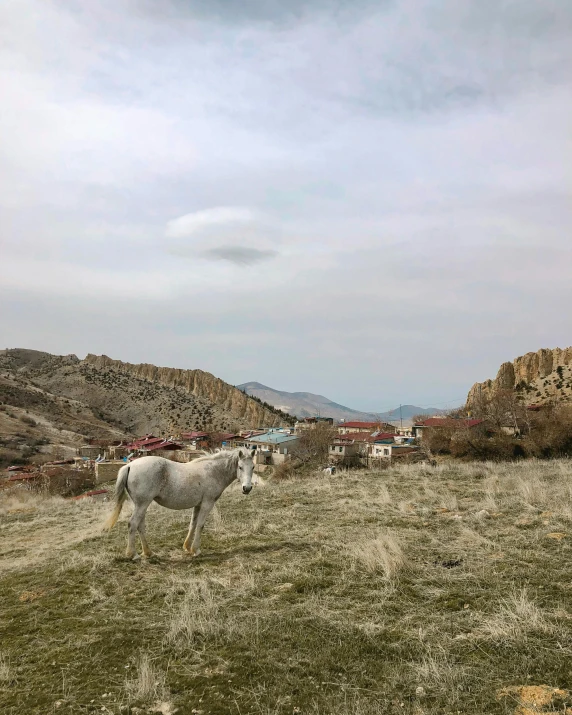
[
  {"left": 2, "top": 458, "right": 572, "bottom": 714},
  {"left": 124, "top": 652, "right": 168, "bottom": 704},
  {"left": 348, "top": 531, "right": 409, "bottom": 580},
  {"left": 0, "top": 653, "right": 12, "bottom": 684}
]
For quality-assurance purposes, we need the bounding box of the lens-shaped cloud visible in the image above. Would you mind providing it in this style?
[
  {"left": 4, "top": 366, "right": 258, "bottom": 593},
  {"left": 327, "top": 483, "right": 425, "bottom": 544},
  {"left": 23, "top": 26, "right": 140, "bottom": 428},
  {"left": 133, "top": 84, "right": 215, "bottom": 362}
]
[{"left": 165, "top": 206, "right": 280, "bottom": 264}]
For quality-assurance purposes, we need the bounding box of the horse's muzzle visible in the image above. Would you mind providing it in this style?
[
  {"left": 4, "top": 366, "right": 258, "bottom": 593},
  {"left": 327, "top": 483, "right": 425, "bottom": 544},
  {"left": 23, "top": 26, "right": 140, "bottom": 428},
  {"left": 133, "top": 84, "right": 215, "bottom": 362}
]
[{"left": 243, "top": 485, "right": 252, "bottom": 495}]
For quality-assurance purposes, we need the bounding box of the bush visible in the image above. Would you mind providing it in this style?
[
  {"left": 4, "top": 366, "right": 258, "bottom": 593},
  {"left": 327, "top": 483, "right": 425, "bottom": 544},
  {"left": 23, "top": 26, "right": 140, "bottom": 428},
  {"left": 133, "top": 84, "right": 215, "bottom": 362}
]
[
  {"left": 422, "top": 427, "right": 455, "bottom": 454},
  {"left": 20, "top": 415, "right": 37, "bottom": 427},
  {"left": 272, "top": 461, "right": 298, "bottom": 480},
  {"left": 292, "top": 422, "right": 338, "bottom": 465},
  {"left": 450, "top": 431, "right": 525, "bottom": 461},
  {"left": 523, "top": 406, "right": 572, "bottom": 458}
]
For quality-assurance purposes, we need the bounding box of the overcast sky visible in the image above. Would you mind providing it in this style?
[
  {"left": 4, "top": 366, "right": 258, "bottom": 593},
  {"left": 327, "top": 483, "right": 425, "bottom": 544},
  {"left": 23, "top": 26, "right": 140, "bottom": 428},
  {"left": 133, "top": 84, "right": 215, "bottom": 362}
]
[{"left": 1, "top": 1, "right": 571, "bottom": 412}]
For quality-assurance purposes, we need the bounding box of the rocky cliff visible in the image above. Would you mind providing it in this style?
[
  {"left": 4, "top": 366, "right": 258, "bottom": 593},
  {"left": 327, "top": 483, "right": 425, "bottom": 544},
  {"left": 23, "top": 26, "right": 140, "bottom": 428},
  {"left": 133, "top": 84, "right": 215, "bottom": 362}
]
[
  {"left": 0, "top": 350, "right": 291, "bottom": 458},
  {"left": 467, "top": 346, "right": 572, "bottom": 406},
  {"left": 83, "top": 354, "right": 286, "bottom": 429}
]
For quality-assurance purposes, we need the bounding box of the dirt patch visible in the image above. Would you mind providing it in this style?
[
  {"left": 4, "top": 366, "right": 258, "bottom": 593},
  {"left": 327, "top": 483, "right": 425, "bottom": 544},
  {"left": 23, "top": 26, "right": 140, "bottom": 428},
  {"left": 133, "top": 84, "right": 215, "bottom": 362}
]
[{"left": 498, "top": 685, "right": 569, "bottom": 714}]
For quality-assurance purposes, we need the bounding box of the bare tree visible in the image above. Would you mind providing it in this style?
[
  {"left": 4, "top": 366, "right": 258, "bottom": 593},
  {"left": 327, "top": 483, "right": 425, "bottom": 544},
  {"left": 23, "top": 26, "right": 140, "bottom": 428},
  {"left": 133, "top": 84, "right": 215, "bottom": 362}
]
[{"left": 292, "top": 422, "right": 338, "bottom": 465}]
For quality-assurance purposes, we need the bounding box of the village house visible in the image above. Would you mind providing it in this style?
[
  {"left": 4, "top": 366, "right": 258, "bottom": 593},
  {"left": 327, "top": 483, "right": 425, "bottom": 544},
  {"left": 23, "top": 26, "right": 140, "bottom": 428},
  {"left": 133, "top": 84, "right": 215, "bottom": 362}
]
[
  {"left": 337, "top": 421, "right": 396, "bottom": 435},
  {"left": 294, "top": 417, "right": 334, "bottom": 434},
  {"left": 138, "top": 439, "right": 183, "bottom": 457},
  {"left": 179, "top": 431, "right": 210, "bottom": 449},
  {"left": 242, "top": 431, "right": 300, "bottom": 467},
  {"left": 328, "top": 438, "right": 361, "bottom": 466},
  {"left": 120, "top": 435, "right": 184, "bottom": 460},
  {"left": 329, "top": 430, "right": 393, "bottom": 465},
  {"left": 369, "top": 443, "right": 420, "bottom": 461},
  {"left": 412, "top": 418, "right": 484, "bottom": 440}
]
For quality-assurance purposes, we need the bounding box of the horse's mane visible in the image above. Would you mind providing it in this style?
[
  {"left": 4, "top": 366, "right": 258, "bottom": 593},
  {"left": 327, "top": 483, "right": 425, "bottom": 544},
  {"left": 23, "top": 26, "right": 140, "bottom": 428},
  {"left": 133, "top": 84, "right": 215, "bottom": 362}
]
[{"left": 192, "top": 448, "right": 241, "bottom": 465}]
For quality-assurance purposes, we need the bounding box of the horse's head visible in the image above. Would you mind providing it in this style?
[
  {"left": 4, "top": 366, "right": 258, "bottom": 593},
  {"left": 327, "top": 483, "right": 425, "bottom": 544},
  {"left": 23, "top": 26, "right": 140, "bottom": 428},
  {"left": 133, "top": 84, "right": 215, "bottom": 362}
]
[{"left": 237, "top": 449, "right": 256, "bottom": 494}]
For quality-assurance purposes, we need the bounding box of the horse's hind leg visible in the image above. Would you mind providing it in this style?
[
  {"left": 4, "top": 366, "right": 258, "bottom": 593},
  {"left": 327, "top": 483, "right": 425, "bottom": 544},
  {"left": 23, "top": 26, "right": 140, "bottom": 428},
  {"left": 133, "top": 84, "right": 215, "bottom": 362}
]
[
  {"left": 126, "top": 504, "right": 150, "bottom": 559},
  {"left": 183, "top": 506, "right": 200, "bottom": 552},
  {"left": 138, "top": 514, "right": 152, "bottom": 558}
]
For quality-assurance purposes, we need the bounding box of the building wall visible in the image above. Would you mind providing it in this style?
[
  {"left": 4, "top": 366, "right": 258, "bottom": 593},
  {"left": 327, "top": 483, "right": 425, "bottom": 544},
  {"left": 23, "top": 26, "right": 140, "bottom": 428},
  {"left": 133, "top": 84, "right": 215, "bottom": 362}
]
[
  {"left": 254, "top": 451, "right": 290, "bottom": 466},
  {"left": 79, "top": 446, "right": 104, "bottom": 459},
  {"left": 94, "top": 461, "right": 125, "bottom": 484},
  {"left": 371, "top": 444, "right": 392, "bottom": 458}
]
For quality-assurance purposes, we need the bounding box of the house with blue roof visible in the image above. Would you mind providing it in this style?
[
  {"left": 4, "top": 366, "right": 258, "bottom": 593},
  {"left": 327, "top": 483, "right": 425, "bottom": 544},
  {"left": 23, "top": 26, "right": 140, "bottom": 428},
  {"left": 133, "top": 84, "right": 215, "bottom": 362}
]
[{"left": 242, "top": 431, "right": 300, "bottom": 467}]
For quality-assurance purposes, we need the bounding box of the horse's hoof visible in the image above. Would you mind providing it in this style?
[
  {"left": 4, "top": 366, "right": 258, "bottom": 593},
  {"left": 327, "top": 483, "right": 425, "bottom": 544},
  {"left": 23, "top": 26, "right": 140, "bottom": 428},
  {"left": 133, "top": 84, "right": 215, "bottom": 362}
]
[
  {"left": 189, "top": 549, "right": 201, "bottom": 558},
  {"left": 131, "top": 553, "right": 141, "bottom": 561}
]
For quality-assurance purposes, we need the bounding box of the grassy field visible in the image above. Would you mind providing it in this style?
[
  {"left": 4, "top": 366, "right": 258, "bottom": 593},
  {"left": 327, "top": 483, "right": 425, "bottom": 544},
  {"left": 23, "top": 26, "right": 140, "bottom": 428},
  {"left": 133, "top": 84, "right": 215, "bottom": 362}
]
[{"left": 2, "top": 459, "right": 572, "bottom": 714}]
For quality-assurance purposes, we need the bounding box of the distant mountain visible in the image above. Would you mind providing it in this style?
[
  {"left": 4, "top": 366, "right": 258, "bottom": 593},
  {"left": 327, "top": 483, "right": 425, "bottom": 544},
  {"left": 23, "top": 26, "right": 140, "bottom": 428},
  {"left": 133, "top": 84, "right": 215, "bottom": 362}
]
[{"left": 237, "top": 382, "right": 446, "bottom": 423}]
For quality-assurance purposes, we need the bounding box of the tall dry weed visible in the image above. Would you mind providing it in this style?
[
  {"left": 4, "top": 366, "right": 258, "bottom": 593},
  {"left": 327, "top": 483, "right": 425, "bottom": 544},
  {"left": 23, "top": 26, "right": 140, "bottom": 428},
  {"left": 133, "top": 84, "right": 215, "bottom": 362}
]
[
  {"left": 166, "top": 580, "right": 229, "bottom": 646},
  {"left": 349, "top": 532, "right": 409, "bottom": 580},
  {"left": 516, "top": 475, "right": 547, "bottom": 509},
  {"left": 0, "top": 652, "right": 12, "bottom": 683},
  {"left": 411, "top": 644, "right": 466, "bottom": 697},
  {"left": 479, "top": 589, "right": 552, "bottom": 640},
  {"left": 124, "top": 652, "right": 168, "bottom": 704}
]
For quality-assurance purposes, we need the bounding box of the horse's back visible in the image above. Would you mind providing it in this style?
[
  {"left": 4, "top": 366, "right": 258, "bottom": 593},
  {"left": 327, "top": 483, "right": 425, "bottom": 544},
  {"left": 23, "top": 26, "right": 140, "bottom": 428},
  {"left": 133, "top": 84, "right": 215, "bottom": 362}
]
[
  {"left": 128, "top": 456, "right": 203, "bottom": 509},
  {"left": 127, "top": 457, "right": 177, "bottom": 497}
]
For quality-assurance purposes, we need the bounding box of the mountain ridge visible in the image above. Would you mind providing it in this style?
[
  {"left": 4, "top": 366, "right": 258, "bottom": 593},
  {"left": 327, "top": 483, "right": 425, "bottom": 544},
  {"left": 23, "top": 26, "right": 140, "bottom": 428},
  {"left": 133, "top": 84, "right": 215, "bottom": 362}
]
[{"left": 237, "top": 381, "right": 445, "bottom": 422}]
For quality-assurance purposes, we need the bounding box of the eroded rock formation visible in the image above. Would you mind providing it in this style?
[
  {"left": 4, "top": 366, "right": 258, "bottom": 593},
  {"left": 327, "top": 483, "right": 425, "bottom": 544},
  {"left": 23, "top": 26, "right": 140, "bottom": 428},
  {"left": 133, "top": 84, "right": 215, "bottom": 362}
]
[
  {"left": 467, "top": 347, "right": 572, "bottom": 406},
  {"left": 83, "top": 354, "right": 285, "bottom": 428}
]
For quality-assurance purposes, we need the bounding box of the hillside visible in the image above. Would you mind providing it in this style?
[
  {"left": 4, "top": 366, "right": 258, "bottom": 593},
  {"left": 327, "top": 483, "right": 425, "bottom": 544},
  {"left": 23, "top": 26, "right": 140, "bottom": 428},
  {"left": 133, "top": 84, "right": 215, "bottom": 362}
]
[
  {"left": 467, "top": 346, "right": 572, "bottom": 406},
  {"left": 2, "top": 459, "right": 572, "bottom": 713},
  {"left": 0, "top": 349, "right": 291, "bottom": 466},
  {"left": 237, "top": 381, "right": 444, "bottom": 422}
]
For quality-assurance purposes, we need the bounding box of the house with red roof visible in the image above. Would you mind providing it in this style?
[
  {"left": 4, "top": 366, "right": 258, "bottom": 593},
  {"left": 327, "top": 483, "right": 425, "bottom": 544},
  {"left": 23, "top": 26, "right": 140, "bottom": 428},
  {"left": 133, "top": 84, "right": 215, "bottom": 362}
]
[
  {"left": 412, "top": 418, "right": 484, "bottom": 440},
  {"left": 338, "top": 421, "right": 396, "bottom": 435}
]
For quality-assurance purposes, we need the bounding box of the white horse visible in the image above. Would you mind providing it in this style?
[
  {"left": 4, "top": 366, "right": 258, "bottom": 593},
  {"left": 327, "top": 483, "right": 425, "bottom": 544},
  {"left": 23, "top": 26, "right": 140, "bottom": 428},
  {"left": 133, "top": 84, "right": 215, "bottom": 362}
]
[{"left": 104, "top": 448, "right": 255, "bottom": 559}]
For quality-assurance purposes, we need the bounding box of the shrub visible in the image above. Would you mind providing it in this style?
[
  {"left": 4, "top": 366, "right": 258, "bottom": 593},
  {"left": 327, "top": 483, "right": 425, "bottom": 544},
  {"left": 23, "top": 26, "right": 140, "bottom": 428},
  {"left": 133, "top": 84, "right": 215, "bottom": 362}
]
[
  {"left": 523, "top": 406, "right": 572, "bottom": 458},
  {"left": 292, "top": 422, "right": 338, "bottom": 465},
  {"left": 422, "top": 427, "right": 455, "bottom": 455},
  {"left": 20, "top": 415, "right": 37, "bottom": 427},
  {"left": 450, "top": 431, "right": 525, "bottom": 461}
]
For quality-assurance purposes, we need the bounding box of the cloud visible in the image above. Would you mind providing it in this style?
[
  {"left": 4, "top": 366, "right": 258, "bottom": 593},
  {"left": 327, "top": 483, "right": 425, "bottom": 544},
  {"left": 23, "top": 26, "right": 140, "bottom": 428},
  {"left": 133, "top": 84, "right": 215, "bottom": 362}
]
[
  {"left": 201, "top": 246, "right": 278, "bottom": 265},
  {"left": 165, "top": 207, "right": 258, "bottom": 239},
  {"left": 165, "top": 206, "right": 282, "bottom": 263}
]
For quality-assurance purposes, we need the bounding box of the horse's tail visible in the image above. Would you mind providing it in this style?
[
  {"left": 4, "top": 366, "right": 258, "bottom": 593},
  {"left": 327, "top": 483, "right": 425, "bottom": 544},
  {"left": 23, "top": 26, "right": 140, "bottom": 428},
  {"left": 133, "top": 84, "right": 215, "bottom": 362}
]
[{"left": 103, "top": 465, "right": 130, "bottom": 531}]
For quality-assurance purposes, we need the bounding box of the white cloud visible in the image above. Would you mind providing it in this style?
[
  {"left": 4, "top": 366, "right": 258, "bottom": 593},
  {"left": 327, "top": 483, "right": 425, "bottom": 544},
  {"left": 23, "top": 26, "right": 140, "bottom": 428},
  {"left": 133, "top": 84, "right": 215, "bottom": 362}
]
[
  {"left": 165, "top": 207, "right": 258, "bottom": 239},
  {"left": 165, "top": 207, "right": 283, "bottom": 263}
]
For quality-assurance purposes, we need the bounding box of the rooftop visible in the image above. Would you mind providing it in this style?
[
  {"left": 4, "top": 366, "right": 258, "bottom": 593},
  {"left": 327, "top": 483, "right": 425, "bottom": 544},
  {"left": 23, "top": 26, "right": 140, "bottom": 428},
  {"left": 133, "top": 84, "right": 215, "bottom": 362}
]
[
  {"left": 140, "top": 440, "right": 182, "bottom": 452},
  {"left": 246, "top": 433, "right": 299, "bottom": 445},
  {"left": 334, "top": 432, "right": 396, "bottom": 444},
  {"left": 340, "top": 421, "right": 384, "bottom": 429},
  {"left": 414, "top": 418, "right": 484, "bottom": 429}
]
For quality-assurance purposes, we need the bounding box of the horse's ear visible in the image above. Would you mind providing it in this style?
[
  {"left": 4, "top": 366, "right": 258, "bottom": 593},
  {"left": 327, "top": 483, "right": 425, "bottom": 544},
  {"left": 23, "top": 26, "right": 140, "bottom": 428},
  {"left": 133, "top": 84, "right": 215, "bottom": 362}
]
[
  {"left": 251, "top": 449, "right": 256, "bottom": 458},
  {"left": 238, "top": 449, "right": 244, "bottom": 458}
]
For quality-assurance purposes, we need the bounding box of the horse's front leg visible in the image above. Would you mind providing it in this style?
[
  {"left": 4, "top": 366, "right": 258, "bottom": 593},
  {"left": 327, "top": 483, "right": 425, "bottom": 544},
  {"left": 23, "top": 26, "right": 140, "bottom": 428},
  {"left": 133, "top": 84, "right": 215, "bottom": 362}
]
[
  {"left": 139, "top": 513, "right": 152, "bottom": 558},
  {"left": 183, "top": 506, "right": 200, "bottom": 552},
  {"left": 188, "top": 500, "right": 214, "bottom": 557}
]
